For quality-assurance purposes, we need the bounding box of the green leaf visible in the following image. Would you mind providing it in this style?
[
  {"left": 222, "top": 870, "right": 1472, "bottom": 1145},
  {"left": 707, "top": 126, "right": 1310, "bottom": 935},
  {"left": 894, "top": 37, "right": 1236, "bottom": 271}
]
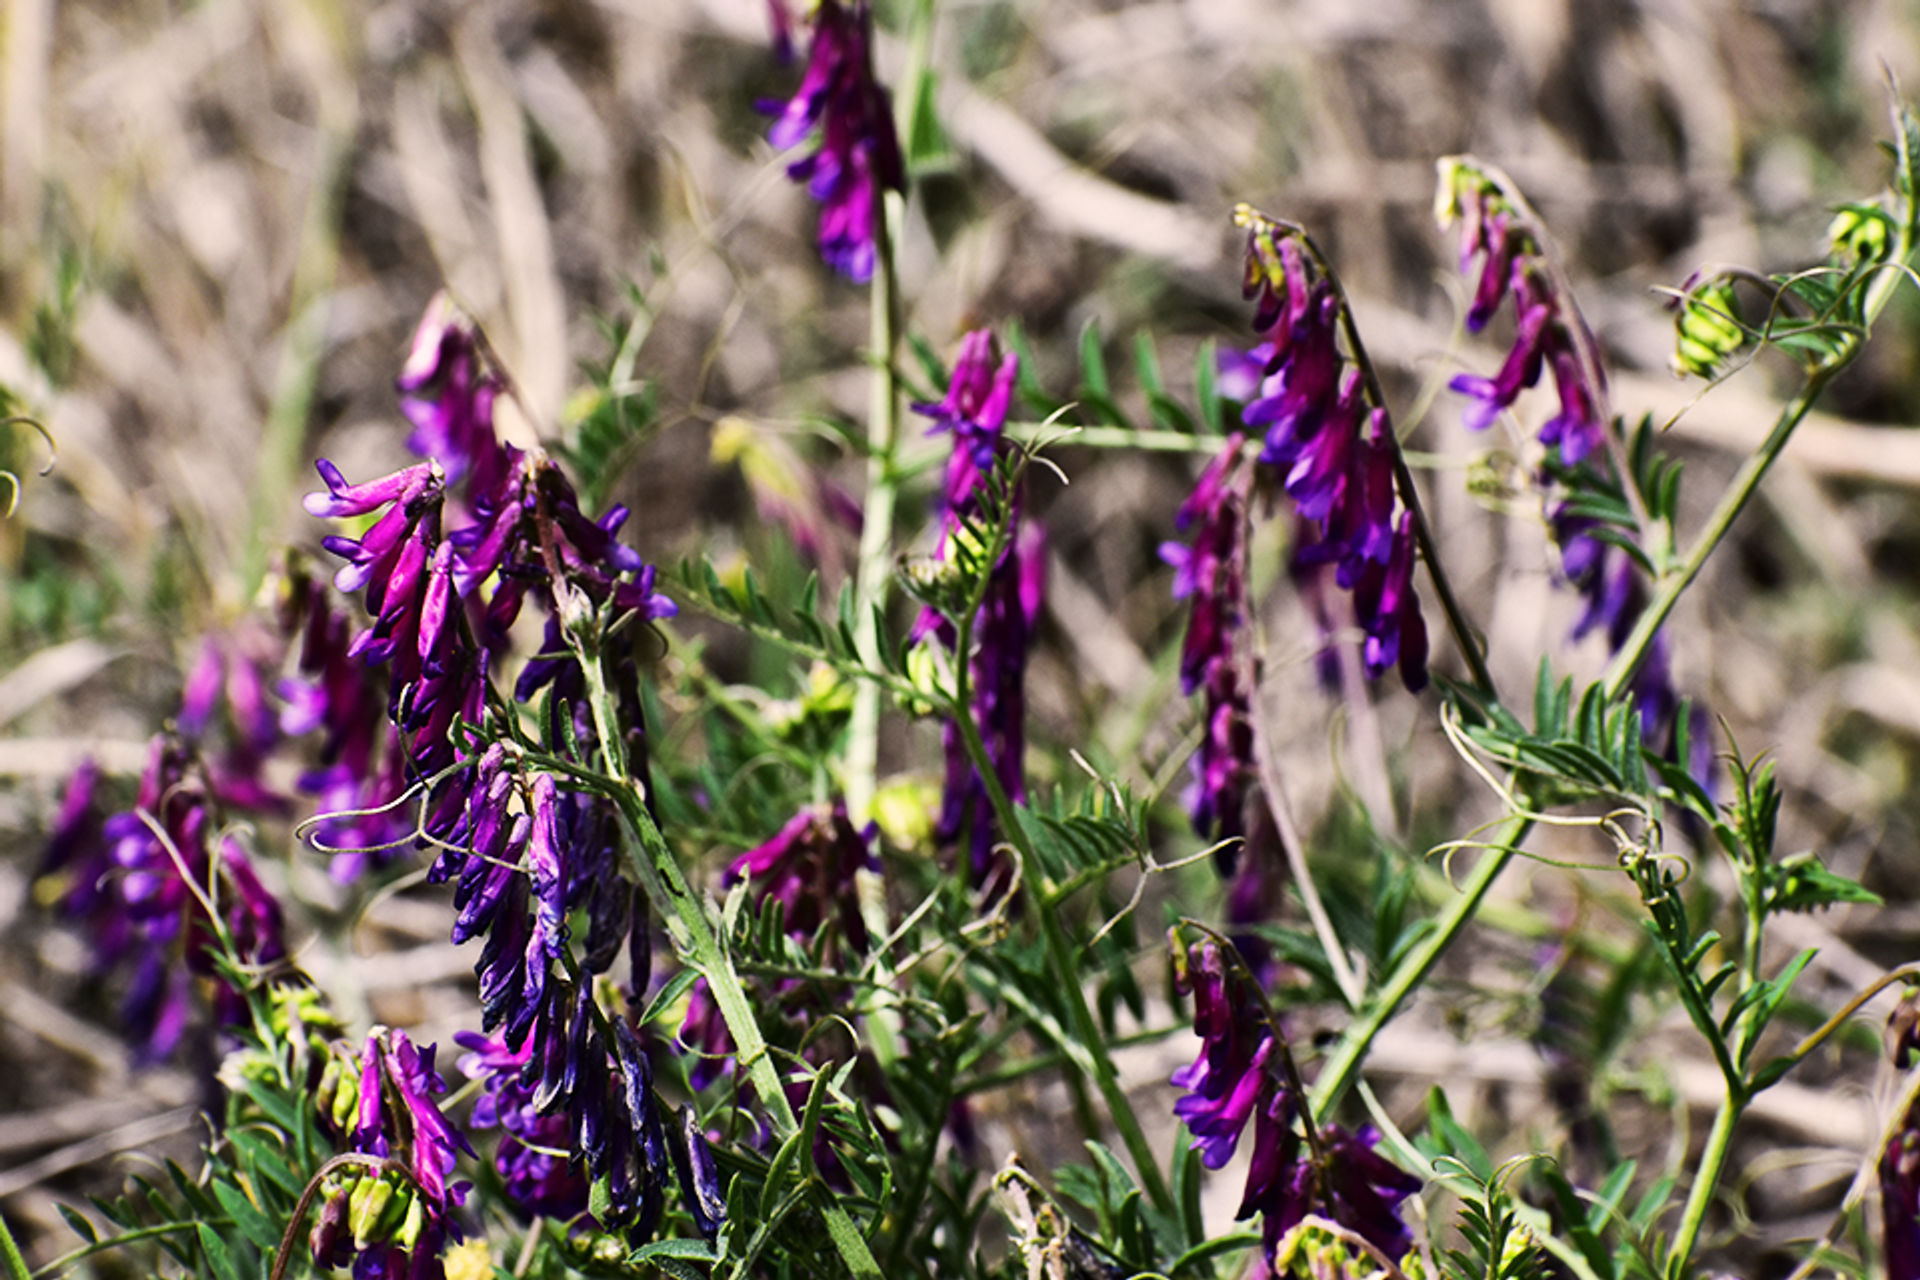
[
  {"left": 1195, "top": 340, "right": 1223, "bottom": 435},
  {"left": 212, "top": 1182, "right": 280, "bottom": 1255},
  {"left": 55, "top": 1204, "right": 97, "bottom": 1245},
  {"left": 1765, "top": 856, "right": 1883, "bottom": 914},
  {"left": 1078, "top": 319, "right": 1110, "bottom": 399},
  {"left": 195, "top": 1222, "right": 247, "bottom": 1280},
  {"left": 1425, "top": 1087, "right": 1492, "bottom": 1182},
  {"left": 903, "top": 69, "right": 954, "bottom": 172}
]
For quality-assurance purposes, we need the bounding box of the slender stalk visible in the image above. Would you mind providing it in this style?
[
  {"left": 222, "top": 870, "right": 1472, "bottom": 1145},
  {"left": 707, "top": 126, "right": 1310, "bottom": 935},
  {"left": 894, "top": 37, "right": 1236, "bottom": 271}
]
[
  {"left": 573, "top": 626, "right": 884, "bottom": 1280},
  {"left": 944, "top": 707, "right": 1176, "bottom": 1217},
  {"left": 846, "top": 191, "right": 904, "bottom": 828},
  {"left": 1307, "top": 814, "right": 1532, "bottom": 1123},
  {"left": 1601, "top": 369, "right": 1833, "bottom": 697},
  {"left": 1670, "top": 1091, "right": 1742, "bottom": 1269},
  {"left": 845, "top": 190, "right": 908, "bottom": 1071}
]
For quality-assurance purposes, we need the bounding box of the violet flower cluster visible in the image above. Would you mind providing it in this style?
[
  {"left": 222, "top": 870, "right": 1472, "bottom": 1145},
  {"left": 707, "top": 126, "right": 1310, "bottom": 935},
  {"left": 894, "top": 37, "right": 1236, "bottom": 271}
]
[
  {"left": 1232, "top": 207, "right": 1428, "bottom": 693},
  {"left": 762, "top": 0, "right": 904, "bottom": 282},
  {"left": 1160, "top": 436, "right": 1256, "bottom": 862},
  {"left": 304, "top": 299, "right": 705, "bottom": 1241},
  {"left": 1173, "top": 941, "right": 1418, "bottom": 1267},
  {"left": 1437, "top": 164, "right": 1707, "bottom": 763},
  {"left": 911, "top": 329, "right": 1045, "bottom": 898},
  {"left": 1888, "top": 1090, "right": 1920, "bottom": 1280},
  {"left": 679, "top": 801, "right": 879, "bottom": 1092},
  {"left": 311, "top": 1027, "right": 472, "bottom": 1280},
  {"left": 41, "top": 738, "right": 288, "bottom": 1061}
]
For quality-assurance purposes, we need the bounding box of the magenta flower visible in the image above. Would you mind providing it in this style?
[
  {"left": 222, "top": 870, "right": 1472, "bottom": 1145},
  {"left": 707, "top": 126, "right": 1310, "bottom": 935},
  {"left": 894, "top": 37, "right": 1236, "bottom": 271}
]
[
  {"left": 42, "top": 736, "right": 289, "bottom": 1061},
  {"left": 1887, "top": 1094, "right": 1920, "bottom": 1280},
  {"left": 763, "top": 0, "right": 904, "bottom": 282},
  {"left": 311, "top": 1028, "right": 472, "bottom": 1279},
  {"left": 457, "top": 1031, "right": 590, "bottom": 1222},
  {"left": 1233, "top": 208, "right": 1429, "bottom": 693},
  {"left": 398, "top": 293, "right": 509, "bottom": 489},
  {"left": 914, "top": 329, "right": 1044, "bottom": 897},
  {"left": 727, "top": 802, "right": 879, "bottom": 954},
  {"left": 1174, "top": 939, "right": 1418, "bottom": 1267},
  {"left": 1160, "top": 437, "right": 1256, "bottom": 855}
]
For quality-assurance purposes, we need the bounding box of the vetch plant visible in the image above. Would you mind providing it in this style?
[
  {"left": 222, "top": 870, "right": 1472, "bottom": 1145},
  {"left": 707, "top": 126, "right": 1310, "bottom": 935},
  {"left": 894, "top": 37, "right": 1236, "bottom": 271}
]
[{"left": 19, "top": 22, "right": 1920, "bottom": 1280}]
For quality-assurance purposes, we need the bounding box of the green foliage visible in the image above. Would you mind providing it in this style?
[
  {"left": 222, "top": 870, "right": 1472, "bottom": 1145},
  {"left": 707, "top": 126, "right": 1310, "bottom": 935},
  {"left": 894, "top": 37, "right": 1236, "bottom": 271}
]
[{"left": 1433, "top": 1158, "right": 1553, "bottom": 1280}]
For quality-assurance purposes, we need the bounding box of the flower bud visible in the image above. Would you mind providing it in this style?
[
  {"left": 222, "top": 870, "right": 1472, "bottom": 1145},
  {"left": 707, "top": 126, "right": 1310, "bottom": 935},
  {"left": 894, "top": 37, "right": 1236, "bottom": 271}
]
[{"left": 348, "top": 1174, "right": 392, "bottom": 1250}]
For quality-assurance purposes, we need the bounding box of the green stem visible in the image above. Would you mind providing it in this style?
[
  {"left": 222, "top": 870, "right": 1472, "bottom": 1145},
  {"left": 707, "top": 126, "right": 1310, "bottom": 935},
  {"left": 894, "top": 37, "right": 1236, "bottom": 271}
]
[
  {"left": 1670, "top": 1091, "right": 1742, "bottom": 1269},
  {"left": 1307, "top": 814, "right": 1532, "bottom": 1124},
  {"left": 1600, "top": 369, "right": 1834, "bottom": 698},
  {"left": 574, "top": 628, "right": 883, "bottom": 1280},
  {"left": 30, "top": 1222, "right": 199, "bottom": 1279},
  {"left": 946, "top": 704, "right": 1177, "bottom": 1217}
]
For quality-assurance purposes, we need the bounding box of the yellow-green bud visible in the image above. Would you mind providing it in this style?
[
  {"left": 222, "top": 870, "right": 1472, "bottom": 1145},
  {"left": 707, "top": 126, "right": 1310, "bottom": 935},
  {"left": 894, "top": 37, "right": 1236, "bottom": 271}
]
[
  {"left": 348, "top": 1176, "right": 392, "bottom": 1250},
  {"left": 392, "top": 1188, "right": 426, "bottom": 1252}
]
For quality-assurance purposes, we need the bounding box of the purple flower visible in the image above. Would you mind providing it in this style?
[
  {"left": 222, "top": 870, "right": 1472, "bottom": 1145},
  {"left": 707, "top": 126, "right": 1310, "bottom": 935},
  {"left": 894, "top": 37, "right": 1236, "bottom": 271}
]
[
  {"left": 1172, "top": 943, "right": 1278, "bottom": 1169},
  {"left": 1887, "top": 1094, "right": 1920, "bottom": 1280},
  {"left": 312, "top": 1028, "right": 472, "bottom": 1279},
  {"left": 457, "top": 1031, "right": 590, "bottom": 1222},
  {"left": 727, "top": 802, "right": 879, "bottom": 954},
  {"left": 762, "top": 0, "right": 904, "bottom": 282},
  {"left": 1174, "top": 940, "right": 1417, "bottom": 1269},
  {"left": 1161, "top": 437, "right": 1255, "bottom": 855},
  {"left": 913, "top": 330, "right": 1044, "bottom": 897},
  {"left": 1231, "top": 207, "right": 1428, "bottom": 694},
  {"left": 398, "top": 294, "right": 510, "bottom": 489},
  {"left": 42, "top": 735, "right": 289, "bottom": 1062}
]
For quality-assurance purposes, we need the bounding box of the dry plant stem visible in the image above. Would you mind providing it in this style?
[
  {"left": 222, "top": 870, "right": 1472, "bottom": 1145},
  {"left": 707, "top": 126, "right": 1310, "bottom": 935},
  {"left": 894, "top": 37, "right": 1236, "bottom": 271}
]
[
  {"left": 846, "top": 192, "right": 904, "bottom": 831},
  {"left": 574, "top": 625, "right": 885, "bottom": 1280},
  {"left": 1251, "top": 712, "right": 1363, "bottom": 1008},
  {"left": 847, "top": 191, "right": 907, "bottom": 1070},
  {"left": 946, "top": 698, "right": 1177, "bottom": 1217}
]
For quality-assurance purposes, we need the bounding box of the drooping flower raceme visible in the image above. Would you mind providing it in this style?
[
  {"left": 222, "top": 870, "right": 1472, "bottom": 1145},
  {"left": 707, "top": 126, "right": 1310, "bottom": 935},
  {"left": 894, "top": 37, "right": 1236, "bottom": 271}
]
[
  {"left": 910, "top": 329, "right": 1045, "bottom": 898},
  {"left": 40, "top": 737, "right": 289, "bottom": 1062},
  {"left": 1233, "top": 206, "right": 1428, "bottom": 693},
  {"left": 303, "top": 297, "right": 706, "bottom": 1243},
  {"left": 1437, "top": 161, "right": 1705, "bottom": 772},
  {"left": 762, "top": 0, "right": 904, "bottom": 282},
  {"left": 1173, "top": 940, "right": 1418, "bottom": 1268},
  {"left": 1161, "top": 436, "right": 1256, "bottom": 862}
]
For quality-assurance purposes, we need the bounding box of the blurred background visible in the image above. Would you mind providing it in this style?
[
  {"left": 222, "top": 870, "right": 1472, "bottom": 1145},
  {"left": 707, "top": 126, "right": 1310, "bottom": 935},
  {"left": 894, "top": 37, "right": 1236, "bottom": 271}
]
[{"left": 6, "top": 0, "right": 1920, "bottom": 1273}]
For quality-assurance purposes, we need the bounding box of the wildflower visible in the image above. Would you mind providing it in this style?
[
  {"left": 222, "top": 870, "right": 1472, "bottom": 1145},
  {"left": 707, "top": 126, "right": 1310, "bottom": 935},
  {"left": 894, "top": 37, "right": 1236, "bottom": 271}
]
[
  {"left": 1161, "top": 437, "right": 1256, "bottom": 856},
  {"left": 1436, "top": 162, "right": 1608, "bottom": 467},
  {"left": 763, "top": 0, "right": 904, "bottom": 282},
  {"left": 727, "top": 802, "right": 879, "bottom": 954},
  {"left": 311, "top": 1028, "right": 472, "bottom": 1279},
  {"left": 1231, "top": 206, "right": 1429, "bottom": 693},
  {"left": 457, "top": 1031, "right": 589, "bottom": 1222},
  {"left": 912, "top": 330, "right": 1044, "bottom": 897},
  {"left": 1886, "top": 1093, "right": 1920, "bottom": 1280},
  {"left": 41, "top": 735, "right": 290, "bottom": 1061},
  {"left": 1173, "top": 939, "right": 1417, "bottom": 1267},
  {"left": 399, "top": 294, "right": 510, "bottom": 490}
]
